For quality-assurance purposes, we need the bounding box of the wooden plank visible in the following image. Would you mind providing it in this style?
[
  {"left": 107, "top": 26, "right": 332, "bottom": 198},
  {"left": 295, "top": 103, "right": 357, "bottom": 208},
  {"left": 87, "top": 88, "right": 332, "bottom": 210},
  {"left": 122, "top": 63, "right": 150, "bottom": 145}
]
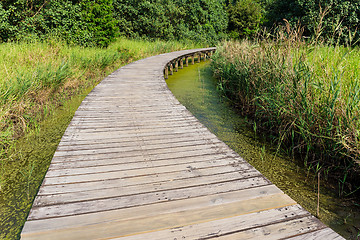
[
  {"left": 42, "top": 157, "right": 249, "bottom": 186},
  {"left": 55, "top": 134, "right": 219, "bottom": 152},
  {"left": 66, "top": 118, "right": 199, "bottom": 129},
  {"left": 51, "top": 144, "right": 234, "bottom": 164},
  {"left": 22, "top": 185, "right": 281, "bottom": 234},
  {"left": 286, "top": 228, "right": 345, "bottom": 240},
  {"left": 39, "top": 166, "right": 257, "bottom": 195},
  {"left": 48, "top": 151, "right": 237, "bottom": 170},
  {"left": 115, "top": 205, "right": 312, "bottom": 240},
  {"left": 29, "top": 176, "right": 271, "bottom": 220},
  {"left": 58, "top": 128, "right": 215, "bottom": 146},
  {"left": 23, "top": 192, "right": 296, "bottom": 240},
  {"left": 50, "top": 147, "right": 236, "bottom": 167},
  {"left": 34, "top": 170, "right": 262, "bottom": 206},
  {"left": 60, "top": 125, "right": 213, "bottom": 141},
  {"left": 52, "top": 138, "right": 223, "bottom": 158},
  {"left": 209, "top": 216, "right": 325, "bottom": 240}
]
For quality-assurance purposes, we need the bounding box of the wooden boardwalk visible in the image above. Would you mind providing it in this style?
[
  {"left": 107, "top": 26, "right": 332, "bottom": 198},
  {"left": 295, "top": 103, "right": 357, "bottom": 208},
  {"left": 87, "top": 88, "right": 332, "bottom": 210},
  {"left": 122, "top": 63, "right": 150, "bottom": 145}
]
[{"left": 21, "top": 48, "right": 344, "bottom": 239}]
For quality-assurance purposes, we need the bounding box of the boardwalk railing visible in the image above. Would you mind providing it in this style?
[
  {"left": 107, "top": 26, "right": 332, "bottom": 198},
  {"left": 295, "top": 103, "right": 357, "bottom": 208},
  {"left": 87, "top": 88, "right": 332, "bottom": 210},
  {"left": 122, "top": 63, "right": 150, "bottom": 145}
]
[
  {"left": 164, "top": 49, "right": 215, "bottom": 79},
  {"left": 21, "top": 48, "right": 343, "bottom": 240}
]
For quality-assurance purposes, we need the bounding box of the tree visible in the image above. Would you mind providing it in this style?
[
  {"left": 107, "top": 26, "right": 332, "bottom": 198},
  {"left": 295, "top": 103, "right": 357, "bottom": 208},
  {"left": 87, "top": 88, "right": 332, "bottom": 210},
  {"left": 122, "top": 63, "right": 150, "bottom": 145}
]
[
  {"left": 265, "top": 0, "right": 360, "bottom": 45},
  {"left": 227, "top": 0, "right": 263, "bottom": 38},
  {"left": 0, "top": 0, "right": 118, "bottom": 47},
  {"left": 81, "top": 0, "right": 118, "bottom": 47},
  {"left": 113, "top": 0, "right": 228, "bottom": 44}
]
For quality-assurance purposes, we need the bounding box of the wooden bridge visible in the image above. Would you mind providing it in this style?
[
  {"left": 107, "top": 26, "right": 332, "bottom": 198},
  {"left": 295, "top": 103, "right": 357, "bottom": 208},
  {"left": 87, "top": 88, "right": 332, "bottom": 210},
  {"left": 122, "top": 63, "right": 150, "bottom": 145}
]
[{"left": 21, "top": 48, "right": 344, "bottom": 239}]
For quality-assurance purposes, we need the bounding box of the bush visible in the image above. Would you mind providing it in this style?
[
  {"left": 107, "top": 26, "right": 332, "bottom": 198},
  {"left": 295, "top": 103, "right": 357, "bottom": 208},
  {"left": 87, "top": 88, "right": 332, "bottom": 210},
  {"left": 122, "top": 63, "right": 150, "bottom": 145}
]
[
  {"left": 113, "top": 0, "right": 228, "bottom": 44},
  {"left": 0, "top": 0, "right": 118, "bottom": 47},
  {"left": 81, "top": 0, "right": 118, "bottom": 47},
  {"left": 227, "top": 0, "right": 264, "bottom": 38},
  {"left": 0, "top": 3, "right": 17, "bottom": 41},
  {"left": 265, "top": 0, "right": 360, "bottom": 45}
]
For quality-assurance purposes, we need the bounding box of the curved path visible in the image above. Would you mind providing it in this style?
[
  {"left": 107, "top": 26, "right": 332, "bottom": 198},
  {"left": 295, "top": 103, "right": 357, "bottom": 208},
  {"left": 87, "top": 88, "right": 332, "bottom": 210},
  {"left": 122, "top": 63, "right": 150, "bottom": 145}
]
[{"left": 21, "top": 48, "right": 343, "bottom": 239}]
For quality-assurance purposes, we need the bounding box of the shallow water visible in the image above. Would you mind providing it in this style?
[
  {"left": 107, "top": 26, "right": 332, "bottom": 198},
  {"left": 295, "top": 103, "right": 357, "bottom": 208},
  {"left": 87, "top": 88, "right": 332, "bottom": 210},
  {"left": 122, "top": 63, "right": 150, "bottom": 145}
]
[
  {"left": 166, "top": 61, "right": 360, "bottom": 239},
  {"left": 0, "top": 89, "right": 91, "bottom": 239}
]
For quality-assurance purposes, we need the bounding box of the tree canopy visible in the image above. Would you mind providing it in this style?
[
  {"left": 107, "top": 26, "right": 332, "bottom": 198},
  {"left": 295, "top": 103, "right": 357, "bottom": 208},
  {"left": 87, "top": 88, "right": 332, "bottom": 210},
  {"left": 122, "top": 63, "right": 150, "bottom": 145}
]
[
  {"left": 0, "top": 0, "right": 228, "bottom": 46},
  {"left": 0, "top": 0, "right": 359, "bottom": 46}
]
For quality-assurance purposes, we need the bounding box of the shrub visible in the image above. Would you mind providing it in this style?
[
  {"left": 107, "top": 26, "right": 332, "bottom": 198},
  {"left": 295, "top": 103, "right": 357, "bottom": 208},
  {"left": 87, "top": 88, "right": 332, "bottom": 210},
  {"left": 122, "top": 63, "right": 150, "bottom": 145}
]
[
  {"left": 113, "top": 0, "right": 228, "bottom": 44},
  {"left": 0, "top": 0, "right": 118, "bottom": 47},
  {"left": 81, "top": 0, "right": 118, "bottom": 47},
  {"left": 265, "top": 0, "right": 360, "bottom": 45},
  {"left": 227, "top": 0, "right": 264, "bottom": 38}
]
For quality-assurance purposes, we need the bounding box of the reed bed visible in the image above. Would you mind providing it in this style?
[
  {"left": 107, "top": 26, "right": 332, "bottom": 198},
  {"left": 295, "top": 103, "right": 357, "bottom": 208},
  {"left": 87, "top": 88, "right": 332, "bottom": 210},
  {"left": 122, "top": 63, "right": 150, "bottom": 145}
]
[{"left": 211, "top": 35, "right": 360, "bottom": 197}]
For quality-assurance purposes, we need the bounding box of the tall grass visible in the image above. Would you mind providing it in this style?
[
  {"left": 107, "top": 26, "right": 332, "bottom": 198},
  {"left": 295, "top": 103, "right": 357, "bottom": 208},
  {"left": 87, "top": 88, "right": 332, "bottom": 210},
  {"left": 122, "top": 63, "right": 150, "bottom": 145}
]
[{"left": 211, "top": 29, "right": 360, "bottom": 197}]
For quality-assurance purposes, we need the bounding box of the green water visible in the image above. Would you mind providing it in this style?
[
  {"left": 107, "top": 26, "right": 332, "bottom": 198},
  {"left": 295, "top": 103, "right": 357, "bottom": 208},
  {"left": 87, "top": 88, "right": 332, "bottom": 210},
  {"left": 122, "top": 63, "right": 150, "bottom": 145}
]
[
  {"left": 0, "top": 88, "right": 92, "bottom": 239},
  {"left": 166, "top": 61, "right": 360, "bottom": 239}
]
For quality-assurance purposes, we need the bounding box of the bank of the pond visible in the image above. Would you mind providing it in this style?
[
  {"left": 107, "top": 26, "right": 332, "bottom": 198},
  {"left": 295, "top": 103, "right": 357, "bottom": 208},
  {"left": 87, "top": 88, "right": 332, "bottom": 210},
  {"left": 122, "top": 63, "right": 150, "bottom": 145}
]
[
  {"left": 166, "top": 61, "right": 360, "bottom": 239},
  {"left": 0, "top": 86, "right": 90, "bottom": 239},
  {"left": 0, "top": 39, "right": 202, "bottom": 239}
]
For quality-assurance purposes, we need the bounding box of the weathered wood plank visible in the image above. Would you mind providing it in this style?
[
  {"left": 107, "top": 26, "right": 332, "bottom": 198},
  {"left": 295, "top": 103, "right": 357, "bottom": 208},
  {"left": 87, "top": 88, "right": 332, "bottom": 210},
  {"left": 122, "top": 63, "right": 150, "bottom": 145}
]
[
  {"left": 286, "top": 228, "right": 344, "bottom": 240},
  {"left": 48, "top": 149, "right": 236, "bottom": 170},
  {"left": 46, "top": 154, "right": 243, "bottom": 177},
  {"left": 39, "top": 166, "right": 256, "bottom": 195},
  {"left": 55, "top": 134, "right": 219, "bottom": 152},
  {"left": 50, "top": 145, "right": 235, "bottom": 165},
  {"left": 22, "top": 185, "right": 282, "bottom": 234},
  {"left": 115, "top": 205, "right": 313, "bottom": 240},
  {"left": 23, "top": 193, "right": 296, "bottom": 239},
  {"left": 34, "top": 170, "right": 262, "bottom": 206},
  {"left": 29, "top": 176, "right": 271, "bottom": 220}
]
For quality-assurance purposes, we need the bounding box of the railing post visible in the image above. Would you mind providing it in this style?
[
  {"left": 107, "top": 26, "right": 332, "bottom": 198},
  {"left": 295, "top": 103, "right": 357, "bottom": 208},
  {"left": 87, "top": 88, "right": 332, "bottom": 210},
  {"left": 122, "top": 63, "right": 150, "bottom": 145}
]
[
  {"left": 180, "top": 57, "right": 184, "bottom": 69},
  {"left": 175, "top": 60, "right": 178, "bottom": 72},
  {"left": 164, "top": 65, "right": 169, "bottom": 79},
  {"left": 169, "top": 63, "right": 173, "bottom": 75}
]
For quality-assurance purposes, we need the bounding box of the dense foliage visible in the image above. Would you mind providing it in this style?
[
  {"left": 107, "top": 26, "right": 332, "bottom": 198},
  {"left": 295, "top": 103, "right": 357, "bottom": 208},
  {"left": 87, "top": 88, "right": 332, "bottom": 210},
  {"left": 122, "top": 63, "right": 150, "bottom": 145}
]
[
  {"left": 113, "top": 0, "right": 228, "bottom": 44},
  {"left": 0, "top": 0, "right": 228, "bottom": 46},
  {"left": 0, "top": 0, "right": 118, "bottom": 47},
  {"left": 265, "top": 0, "right": 360, "bottom": 45},
  {"left": 1, "top": 0, "right": 358, "bottom": 45},
  {"left": 0, "top": 0, "right": 117, "bottom": 47},
  {"left": 227, "top": 0, "right": 263, "bottom": 38}
]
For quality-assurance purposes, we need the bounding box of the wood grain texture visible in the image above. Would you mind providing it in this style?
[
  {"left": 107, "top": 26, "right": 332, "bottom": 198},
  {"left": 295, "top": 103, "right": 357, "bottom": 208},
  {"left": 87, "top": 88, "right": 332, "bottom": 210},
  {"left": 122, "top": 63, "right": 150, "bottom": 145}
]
[{"left": 21, "top": 48, "right": 343, "bottom": 239}]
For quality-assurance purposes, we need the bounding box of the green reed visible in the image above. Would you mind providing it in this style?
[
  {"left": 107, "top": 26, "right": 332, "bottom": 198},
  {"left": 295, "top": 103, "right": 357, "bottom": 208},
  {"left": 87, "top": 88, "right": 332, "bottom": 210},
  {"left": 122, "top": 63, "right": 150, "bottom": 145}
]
[{"left": 211, "top": 38, "right": 360, "bottom": 197}]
